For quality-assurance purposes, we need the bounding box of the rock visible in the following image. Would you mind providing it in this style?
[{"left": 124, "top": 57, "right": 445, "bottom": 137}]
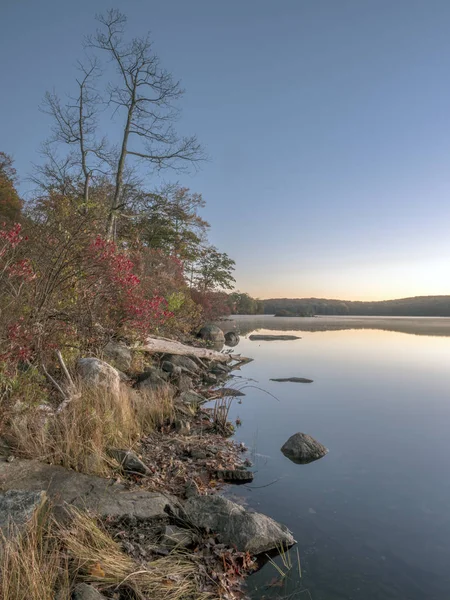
[
  {"left": 198, "top": 324, "right": 225, "bottom": 345},
  {"left": 0, "top": 458, "right": 174, "bottom": 521},
  {"left": 179, "top": 390, "right": 207, "bottom": 407},
  {"left": 108, "top": 449, "right": 150, "bottom": 475},
  {"left": 270, "top": 377, "right": 313, "bottom": 383},
  {"left": 183, "top": 495, "right": 294, "bottom": 554},
  {"left": 210, "top": 362, "right": 230, "bottom": 375},
  {"left": 77, "top": 358, "right": 121, "bottom": 395},
  {"left": 174, "top": 373, "right": 193, "bottom": 392},
  {"left": 203, "top": 373, "right": 218, "bottom": 385},
  {"left": 214, "top": 388, "right": 245, "bottom": 398},
  {"left": 249, "top": 335, "right": 301, "bottom": 341},
  {"left": 225, "top": 331, "right": 240, "bottom": 347},
  {"left": 0, "top": 490, "right": 46, "bottom": 540},
  {"left": 214, "top": 469, "right": 254, "bottom": 483},
  {"left": 160, "top": 525, "right": 194, "bottom": 549},
  {"left": 281, "top": 432, "right": 328, "bottom": 464},
  {"left": 174, "top": 419, "right": 191, "bottom": 435},
  {"left": 139, "top": 370, "right": 175, "bottom": 396},
  {"left": 161, "top": 361, "right": 182, "bottom": 376},
  {"left": 162, "top": 354, "right": 200, "bottom": 373},
  {"left": 103, "top": 341, "right": 132, "bottom": 372},
  {"left": 73, "top": 583, "right": 108, "bottom": 600}
]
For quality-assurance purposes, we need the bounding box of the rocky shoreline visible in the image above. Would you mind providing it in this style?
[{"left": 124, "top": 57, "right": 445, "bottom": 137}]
[{"left": 0, "top": 327, "right": 295, "bottom": 600}]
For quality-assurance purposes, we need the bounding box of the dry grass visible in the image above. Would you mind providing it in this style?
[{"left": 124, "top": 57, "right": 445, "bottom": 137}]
[
  {"left": 0, "top": 502, "right": 70, "bottom": 600},
  {"left": 8, "top": 382, "right": 174, "bottom": 476},
  {"left": 58, "top": 507, "right": 211, "bottom": 600}
]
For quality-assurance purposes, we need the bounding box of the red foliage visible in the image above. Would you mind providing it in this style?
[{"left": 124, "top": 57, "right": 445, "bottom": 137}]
[
  {"left": 87, "top": 236, "right": 172, "bottom": 340},
  {"left": 190, "top": 289, "right": 231, "bottom": 321}
]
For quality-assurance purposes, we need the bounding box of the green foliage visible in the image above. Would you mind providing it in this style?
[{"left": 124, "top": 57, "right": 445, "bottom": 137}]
[{"left": 229, "top": 292, "right": 264, "bottom": 315}]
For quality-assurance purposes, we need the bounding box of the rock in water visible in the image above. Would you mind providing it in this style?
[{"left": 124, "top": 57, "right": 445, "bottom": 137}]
[
  {"left": 77, "top": 358, "right": 121, "bottom": 395},
  {"left": 183, "top": 495, "right": 295, "bottom": 554},
  {"left": 198, "top": 324, "right": 225, "bottom": 345},
  {"left": 270, "top": 377, "right": 313, "bottom": 383},
  {"left": 103, "top": 341, "right": 132, "bottom": 372},
  {"left": 225, "top": 331, "right": 240, "bottom": 347},
  {"left": 281, "top": 432, "right": 328, "bottom": 464}
]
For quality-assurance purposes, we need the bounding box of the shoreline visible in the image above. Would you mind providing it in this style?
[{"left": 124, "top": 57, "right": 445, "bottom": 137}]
[{"left": 0, "top": 334, "right": 289, "bottom": 600}]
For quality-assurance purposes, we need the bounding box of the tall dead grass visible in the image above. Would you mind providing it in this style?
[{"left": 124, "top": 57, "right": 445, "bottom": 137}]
[
  {"left": 0, "top": 502, "right": 70, "bottom": 600},
  {"left": 8, "top": 382, "right": 174, "bottom": 475}
]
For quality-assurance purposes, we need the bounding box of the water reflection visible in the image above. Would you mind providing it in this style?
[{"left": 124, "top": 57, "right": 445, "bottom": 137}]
[
  {"left": 221, "top": 314, "right": 450, "bottom": 337},
  {"left": 223, "top": 318, "right": 450, "bottom": 600}
]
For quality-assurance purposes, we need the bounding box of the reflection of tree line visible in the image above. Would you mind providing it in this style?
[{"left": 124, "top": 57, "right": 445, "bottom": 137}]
[
  {"left": 222, "top": 316, "right": 450, "bottom": 337},
  {"left": 263, "top": 296, "right": 450, "bottom": 317}
]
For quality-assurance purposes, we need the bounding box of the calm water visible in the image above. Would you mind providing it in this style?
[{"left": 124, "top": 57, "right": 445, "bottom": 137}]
[{"left": 221, "top": 316, "right": 450, "bottom": 600}]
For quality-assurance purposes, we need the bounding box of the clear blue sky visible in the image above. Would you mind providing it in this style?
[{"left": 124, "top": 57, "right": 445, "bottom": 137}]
[{"left": 2, "top": 0, "right": 450, "bottom": 300}]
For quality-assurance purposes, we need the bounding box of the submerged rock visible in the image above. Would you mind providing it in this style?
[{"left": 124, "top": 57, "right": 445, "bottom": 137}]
[
  {"left": 198, "top": 324, "right": 225, "bottom": 345},
  {"left": 77, "top": 358, "right": 121, "bottom": 395},
  {"left": 183, "top": 495, "right": 295, "bottom": 554},
  {"left": 281, "top": 432, "right": 328, "bottom": 464},
  {"left": 270, "top": 377, "right": 313, "bottom": 383},
  {"left": 249, "top": 335, "right": 301, "bottom": 341}
]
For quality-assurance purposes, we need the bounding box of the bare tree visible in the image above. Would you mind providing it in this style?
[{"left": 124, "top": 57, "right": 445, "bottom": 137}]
[
  {"left": 39, "top": 58, "right": 109, "bottom": 210},
  {"left": 88, "top": 9, "right": 203, "bottom": 238}
]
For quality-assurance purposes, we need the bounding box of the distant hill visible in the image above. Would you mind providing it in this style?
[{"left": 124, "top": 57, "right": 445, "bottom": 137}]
[{"left": 263, "top": 296, "right": 450, "bottom": 317}]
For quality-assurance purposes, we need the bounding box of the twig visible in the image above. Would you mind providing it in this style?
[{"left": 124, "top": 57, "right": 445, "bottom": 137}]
[{"left": 41, "top": 363, "right": 68, "bottom": 401}]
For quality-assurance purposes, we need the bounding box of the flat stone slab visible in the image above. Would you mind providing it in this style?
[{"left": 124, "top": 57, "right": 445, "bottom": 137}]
[
  {"left": 0, "top": 459, "right": 174, "bottom": 520},
  {"left": 270, "top": 377, "right": 313, "bottom": 383},
  {"left": 249, "top": 335, "right": 301, "bottom": 341}
]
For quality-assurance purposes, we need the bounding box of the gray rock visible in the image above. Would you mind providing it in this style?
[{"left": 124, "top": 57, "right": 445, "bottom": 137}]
[
  {"left": 281, "top": 432, "right": 328, "bottom": 464},
  {"left": 270, "top": 377, "right": 313, "bottom": 383},
  {"left": 73, "top": 583, "right": 107, "bottom": 600},
  {"left": 0, "top": 490, "right": 46, "bottom": 539},
  {"left": 0, "top": 459, "right": 174, "bottom": 521},
  {"left": 161, "top": 361, "right": 182, "bottom": 376},
  {"left": 183, "top": 495, "right": 294, "bottom": 554},
  {"left": 108, "top": 449, "right": 150, "bottom": 475},
  {"left": 198, "top": 324, "right": 225, "bottom": 345},
  {"left": 175, "top": 373, "right": 193, "bottom": 392},
  {"left": 103, "top": 341, "right": 132, "bottom": 372},
  {"left": 225, "top": 331, "right": 240, "bottom": 347},
  {"left": 210, "top": 362, "right": 230, "bottom": 375},
  {"left": 139, "top": 370, "right": 175, "bottom": 396},
  {"left": 160, "top": 525, "right": 194, "bottom": 549},
  {"left": 174, "top": 419, "right": 191, "bottom": 435},
  {"left": 203, "top": 373, "right": 218, "bottom": 385},
  {"left": 215, "top": 388, "right": 245, "bottom": 398},
  {"left": 163, "top": 354, "right": 200, "bottom": 373},
  {"left": 214, "top": 469, "right": 254, "bottom": 483},
  {"left": 179, "top": 390, "right": 207, "bottom": 407},
  {"left": 77, "top": 358, "right": 121, "bottom": 395},
  {"left": 249, "top": 335, "right": 301, "bottom": 341}
]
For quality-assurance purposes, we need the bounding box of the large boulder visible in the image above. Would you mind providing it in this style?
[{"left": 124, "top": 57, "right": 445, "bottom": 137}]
[
  {"left": 281, "top": 432, "right": 328, "bottom": 464},
  {"left": 77, "top": 358, "right": 121, "bottom": 395},
  {"left": 0, "top": 490, "right": 46, "bottom": 540},
  {"left": 198, "top": 324, "right": 225, "bottom": 345},
  {"left": 103, "top": 341, "right": 132, "bottom": 372},
  {"left": 183, "top": 495, "right": 295, "bottom": 554}
]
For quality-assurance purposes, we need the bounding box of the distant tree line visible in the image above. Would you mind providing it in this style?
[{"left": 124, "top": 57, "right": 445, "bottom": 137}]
[{"left": 263, "top": 297, "right": 450, "bottom": 317}]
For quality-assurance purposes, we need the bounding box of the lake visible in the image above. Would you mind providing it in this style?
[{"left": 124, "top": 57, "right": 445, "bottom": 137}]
[{"left": 220, "top": 316, "right": 450, "bottom": 600}]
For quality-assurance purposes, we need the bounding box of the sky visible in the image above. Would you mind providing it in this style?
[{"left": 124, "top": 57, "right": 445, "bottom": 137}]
[{"left": 2, "top": 0, "right": 450, "bottom": 300}]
